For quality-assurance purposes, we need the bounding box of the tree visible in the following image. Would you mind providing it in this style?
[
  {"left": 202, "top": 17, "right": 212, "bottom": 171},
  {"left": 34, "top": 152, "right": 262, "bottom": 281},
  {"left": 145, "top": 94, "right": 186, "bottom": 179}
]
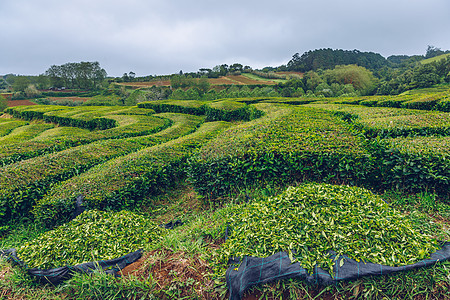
[
  {"left": 45, "top": 62, "right": 107, "bottom": 90},
  {"left": 425, "top": 45, "right": 445, "bottom": 59},
  {"left": 323, "top": 65, "right": 377, "bottom": 95},
  {"left": 24, "top": 84, "right": 40, "bottom": 98},
  {"left": 304, "top": 71, "right": 323, "bottom": 91},
  {"left": 12, "top": 76, "right": 30, "bottom": 92},
  {"left": 0, "top": 95, "right": 7, "bottom": 112},
  {"left": 410, "top": 64, "right": 440, "bottom": 88},
  {"left": 196, "top": 77, "right": 210, "bottom": 94}
]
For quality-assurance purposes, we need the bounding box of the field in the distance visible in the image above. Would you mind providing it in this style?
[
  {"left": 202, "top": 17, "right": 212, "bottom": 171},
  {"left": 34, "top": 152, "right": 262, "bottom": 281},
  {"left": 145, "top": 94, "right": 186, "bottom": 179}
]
[{"left": 116, "top": 74, "right": 281, "bottom": 88}]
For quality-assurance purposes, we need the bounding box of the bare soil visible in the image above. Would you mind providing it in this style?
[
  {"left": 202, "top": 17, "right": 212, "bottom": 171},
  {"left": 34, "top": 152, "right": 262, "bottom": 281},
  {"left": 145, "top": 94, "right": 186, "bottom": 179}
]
[{"left": 7, "top": 100, "right": 36, "bottom": 107}]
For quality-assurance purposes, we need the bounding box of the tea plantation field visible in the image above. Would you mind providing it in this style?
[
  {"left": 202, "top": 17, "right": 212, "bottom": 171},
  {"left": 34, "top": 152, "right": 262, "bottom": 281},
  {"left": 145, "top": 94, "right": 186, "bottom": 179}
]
[{"left": 0, "top": 94, "right": 449, "bottom": 299}]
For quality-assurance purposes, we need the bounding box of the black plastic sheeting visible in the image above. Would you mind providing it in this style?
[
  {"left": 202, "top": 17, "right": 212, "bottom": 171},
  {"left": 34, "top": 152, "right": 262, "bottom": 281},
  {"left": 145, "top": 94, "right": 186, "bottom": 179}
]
[
  {"left": 226, "top": 242, "right": 450, "bottom": 300},
  {"left": 0, "top": 248, "right": 142, "bottom": 285}
]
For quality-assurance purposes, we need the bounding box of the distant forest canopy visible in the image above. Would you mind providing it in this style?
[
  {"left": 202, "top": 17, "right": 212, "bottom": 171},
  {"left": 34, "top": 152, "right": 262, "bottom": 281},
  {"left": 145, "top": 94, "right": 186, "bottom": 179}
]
[{"left": 285, "top": 46, "right": 450, "bottom": 72}]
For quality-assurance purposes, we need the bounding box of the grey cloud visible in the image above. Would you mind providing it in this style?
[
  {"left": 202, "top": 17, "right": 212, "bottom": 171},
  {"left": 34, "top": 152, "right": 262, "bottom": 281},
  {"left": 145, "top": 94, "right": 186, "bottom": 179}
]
[{"left": 1, "top": 0, "right": 449, "bottom": 76}]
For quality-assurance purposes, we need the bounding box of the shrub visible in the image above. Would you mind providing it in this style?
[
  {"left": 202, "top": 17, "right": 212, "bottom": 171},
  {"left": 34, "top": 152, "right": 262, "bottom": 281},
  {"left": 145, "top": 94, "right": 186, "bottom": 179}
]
[{"left": 138, "top": 100, "right": 264, "bottom": 121}]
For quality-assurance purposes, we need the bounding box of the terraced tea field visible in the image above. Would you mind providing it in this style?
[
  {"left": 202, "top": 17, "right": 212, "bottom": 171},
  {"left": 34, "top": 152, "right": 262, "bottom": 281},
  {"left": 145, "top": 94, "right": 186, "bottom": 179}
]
[{"left": 0, "top": 95, "right": 449, "bottom": 299}]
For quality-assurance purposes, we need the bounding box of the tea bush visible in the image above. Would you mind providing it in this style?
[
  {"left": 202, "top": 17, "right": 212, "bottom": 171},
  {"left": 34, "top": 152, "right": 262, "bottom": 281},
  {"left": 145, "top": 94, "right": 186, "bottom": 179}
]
[
  {"left": 305, "top": 103, "right": 450, "bottom": 138},
  {"left": 0, "top": 119, "right": 29, "bottom": 137},
  {"left": 5, "top": 106, "right": 120, "bottom": 130},
  {"left": 0, "top": 108, "right": 172, "bottom": 166},
  {"left": 138, "top": 99, "right": 264, "bottom": 121},
  {"left": 0, "top": 123, "right": 54, "bottom": 146},
  {"left": 381, "top": 136, "right": 449, "bottom": 195}
]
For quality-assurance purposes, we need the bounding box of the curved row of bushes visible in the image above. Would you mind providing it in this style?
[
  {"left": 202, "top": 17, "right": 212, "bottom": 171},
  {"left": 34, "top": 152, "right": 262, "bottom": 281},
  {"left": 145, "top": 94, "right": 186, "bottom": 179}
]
[
  {"left": 0, "top": 109, "right": 170, "bottom": 167},
  {"left": 0, "top": 113, "right": 204, "bottom": 226},
  {"left": 0, "top": 119, "right": 29, "bottom": 137},
  {"left": 187, "top": 104, "right": 373, "bottom": 198},
  {"left": 306, "top": 103, "right": 450, "bottom": 138},
  {"left": 187, "top": 104, "right": 449, "bottom": 199},
  {"left": 356, "top": 91, "right": 450, "bottom": 112},
  {"left": 138, "top": 99, "right": 264, "bottom": 121},
  {"left": 32, "top": 121, "right": 231, "bottom": 227},
  {"left": 5, "top": 106, "right": 122, "bottom": 130},
  {"left": 0, "top": 123, "right": 54, "bottom": 146}
]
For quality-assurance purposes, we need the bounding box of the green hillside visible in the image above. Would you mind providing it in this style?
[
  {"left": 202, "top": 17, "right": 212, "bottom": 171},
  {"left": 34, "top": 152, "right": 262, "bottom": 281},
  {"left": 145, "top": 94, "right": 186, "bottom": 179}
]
[{"left": 1, "top": 93, "right": 449, "bottom": 299}]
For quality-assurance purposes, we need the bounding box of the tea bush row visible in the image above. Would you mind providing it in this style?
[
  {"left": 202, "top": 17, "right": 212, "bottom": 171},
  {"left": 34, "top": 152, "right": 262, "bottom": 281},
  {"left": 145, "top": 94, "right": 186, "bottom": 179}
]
[
  {"left": 187, "top": 104, "right": 372, "bottom": 199},
  {"left": 0, "top": 119, "right": 29, "bottom": 137},
  {"left": 380, "top": 136, "right": 449, "bottom": 195},
  {"left": 5, "top": 106, "right": 123, "bottom": 130},
  {"left": 0, "top": 113, "right": 203, "bottom": 226},
  {"left": 188, "top": 103, "right": 450, "bottom": 198},
  {"left": 0, "top": 108, "right": 170, "bottom": 166},
  {"left": 32, "top": 121, "right": 231, "bottom": 227},
  {"left": 138, "top": 99, "right": 264, "bottom": 121},
  {"left": 0, "top": 123, "right": 54, "bottom": 146},
  {"left": 306, "top": 103, "right": 450, "bottom": 138},
  {"left": 356, "top": 91, "right": 450, "bottom": 111}
]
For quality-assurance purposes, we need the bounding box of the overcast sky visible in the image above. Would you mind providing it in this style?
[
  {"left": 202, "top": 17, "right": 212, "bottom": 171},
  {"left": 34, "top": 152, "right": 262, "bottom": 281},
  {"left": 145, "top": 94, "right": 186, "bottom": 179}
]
[{"left": 1, "top": 0, "right": 449, "bottom": 77}]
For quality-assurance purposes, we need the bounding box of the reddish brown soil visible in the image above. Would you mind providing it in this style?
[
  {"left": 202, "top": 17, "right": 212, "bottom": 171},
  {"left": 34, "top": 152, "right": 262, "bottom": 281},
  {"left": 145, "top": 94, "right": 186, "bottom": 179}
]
[
  {"left": 119, "top": 249, "right": 218, "bottom": 299},
  {"left": 7, "top": 100, "right": 36, "bottom": 107},
  {"left": 277, "top": 71, "right": 304, "bottom": 77},
  {"left": 117, "top": 80, "right": 171, "bottom": 87},
  {"left": 116, "top": 74, "right": 279, "bottom": 88},
  {"left": 227, "top": 75, "right": 276, "bottom": 85},
  {"left": 48, "top": 96, "right": 90, "bottom": 102}
]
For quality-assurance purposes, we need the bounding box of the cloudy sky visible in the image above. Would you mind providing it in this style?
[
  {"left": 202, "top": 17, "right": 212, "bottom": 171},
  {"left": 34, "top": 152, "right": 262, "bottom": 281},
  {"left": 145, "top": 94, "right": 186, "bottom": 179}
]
[{"left": 1, "top": 0, "right": 449, "bottom": 77}]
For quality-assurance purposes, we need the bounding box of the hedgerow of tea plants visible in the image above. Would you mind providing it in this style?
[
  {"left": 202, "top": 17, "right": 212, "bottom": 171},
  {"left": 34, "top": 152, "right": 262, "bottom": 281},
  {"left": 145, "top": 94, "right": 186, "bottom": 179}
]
[
  {"left": 17, "top": 210, "right": 164, "bottom": 269},
  {"left": 217, "top": 183, "right": 444, "bottom": 276},
  {"left": 33, "top": 121, "right": 232, "bottom": 226},
  {"left": 138, "top": 99, "right": 264, "bottom": 121},
  {"left": 0, "top": 123, "right": 54, "bottom": 146},
  {"left": 0, "top": 119, "right": 29, "bottom": 137},
  {"left": 305, "top": 103, "right": 450, "bottom": 137},
  {"left": 188, "top": 104, "right": 371, "bottom": 198},
  {"left": 0, "top": 109, "right": 172, "bottom": 167},
  {"left": 381, "top": 136, "right": 450, "bottom": 195},
  {"left": 0, "top": 113, "right": 205, "bottom": 226},
  {"left": 5, "top": 106, "right": 123, "bottom": 130}
]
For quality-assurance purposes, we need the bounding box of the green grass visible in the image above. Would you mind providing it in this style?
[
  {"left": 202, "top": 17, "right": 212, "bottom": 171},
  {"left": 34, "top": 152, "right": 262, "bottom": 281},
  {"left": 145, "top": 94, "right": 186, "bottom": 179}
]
[
  {"left": 241, "top": 72, "right": 287, "bottom": 83},
  {"left": 420, "top": 53, "right": 450, "bottom": 64}
]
